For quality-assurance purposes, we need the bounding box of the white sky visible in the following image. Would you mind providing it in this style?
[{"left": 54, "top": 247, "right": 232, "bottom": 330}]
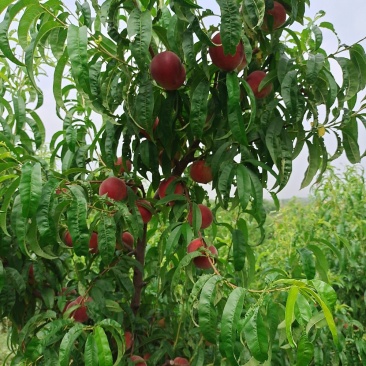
[{"left": 34, "top": 0, "right": 366, "bottom": 199}]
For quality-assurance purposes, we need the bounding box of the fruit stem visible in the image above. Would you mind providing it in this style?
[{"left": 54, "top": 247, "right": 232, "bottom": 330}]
[{"left": 131, "top": 224, "right": 148, "bottom": 314}]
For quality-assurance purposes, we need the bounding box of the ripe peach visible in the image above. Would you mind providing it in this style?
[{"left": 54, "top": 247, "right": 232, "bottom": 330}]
[
  {"left": 209, "top": 33, "right": 245, "bottom": 72},
  {"left": 150, "top": 51, "right": 186, "bottom": 91},
  {"left": 130, "top": 355, "right": 146, "bottom": 366},
  {"left": 64, "top": 296, "right": 92, "bottom": 323},
  {"left": 89, "top": 232, "right": 98, "bottom": 254},
  {"left": 246, "top": 70, "right": 273, "bottom": 99},
  {"left": 136, "top": 200, "right": 153, "bottom": 224},
  {"left": 187, "top": 238, "right": 218, "bottom": 269},
  {"left": 64, "top": 231, "right": 73, "bottom": 247},
  {"left": 171, "top": 357, "right": 190, "bottom": 365},
  {"left": 158, "top": 176, "right": 185, "bottom": 199},
  {"left": 262, "top": 1, "right": 287, "bottom": 31},
  {"left": 143, "top": 353, "right": 151, "bottom": 361},
  {"left": 115, "top": 157, "right": 132, "bottom": 174},
  {"left": 124, "top": 331, "right": 134, "bottom": 350},
  {"left": 122, "top": 231, "right": 134, "bottom": 247},
  {"left": 190, "top": 160, "right": 213, "bottom": 184},
  {"left": 28, "top": 264, "right": 35, "bottom": 285},
  {"left": 187, "top": 204, "right": 213, "bottom": 229},
  {"left": 99, "top": 176, "right": 127, "bottom": 201}
]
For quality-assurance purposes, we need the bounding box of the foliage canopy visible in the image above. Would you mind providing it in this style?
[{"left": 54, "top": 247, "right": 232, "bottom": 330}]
[{"left": 0, "top": 0, "right": 365, "bottom": 364}]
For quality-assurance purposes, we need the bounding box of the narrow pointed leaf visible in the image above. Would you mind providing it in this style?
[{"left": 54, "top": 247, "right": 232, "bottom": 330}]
[
  {"left": 19, "top": 162, "right": 42, "bottom": 218},
  {"left": 198, "top": 275, "right": 223, "bottom": 344},
  {"left": 219, "top": 287, "right": 246, "bottom": 365}
]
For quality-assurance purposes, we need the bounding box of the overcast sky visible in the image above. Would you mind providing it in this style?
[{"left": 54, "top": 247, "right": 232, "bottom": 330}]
[{"left": 34, "top": 0, "right": 366, "bottom": 199}]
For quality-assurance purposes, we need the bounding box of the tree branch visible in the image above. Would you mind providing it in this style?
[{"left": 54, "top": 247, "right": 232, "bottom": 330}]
[{"left": 131, "top": 224, "right": 147, "bottom": 314}]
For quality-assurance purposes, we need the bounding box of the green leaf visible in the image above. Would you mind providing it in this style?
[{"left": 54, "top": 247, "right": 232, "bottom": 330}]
[
  {"left": 25, "top": 20, "right": 64, "bottom": 108},
  {"left": 217, "top": 0, "right": 241, "bottom": 55},
  {"left": 198, "top": 275, "right": 223, "bottom": 344},
  {"left": 350, "top": 44, "right": 366, "bottom": 89},
  {"left": 98, "top": 319, "right": 125, "bottom": 365},
  {"left": 36, "top": 177, "right": 59, "bottom": 242},
  {"left": 190, "top": 78, "right": 210, "bottom": 138},
  {"left": 310, "top": 280, "right": 337, "bottom": 310},
  {"left": 0, "top": 176, "right": 19, "bottom": 236},
  {"left": 94, "top": 326, "right": 113, "bottom": 366},
  {"left": 243, "top": 307, "right": 269, "bottom": 362},
  {"left": 300, "top": 287, "right": 339, "bottom": 349},
  {"left": 84, "top": 333, "right": 98, "bottom": 366},
  {"left": 59, "top": 323, "right": 85, "bottom": 366},
  {"left": 342, "top": 116, "right": 360, "bottom": 163},
  {"left": 240, "top": 77, "right": 257, "bottom": 132},
  {"left": 0, "top": 261, "right": 4, "bottom": 293},
  {"left": 281, "top": 70, "right": 298, "bottom": 114},
  {"left": 19, "top": 162, "right": 42, "bottom": 218},
  {"left": 219, "top": 287, "right": 246, "bottom": 365},
  {"left": 0, "top": 1, "right": 33, "bottom": 66},
  {"left": 98, "top": 215, "right": 116, "bottom": 265},
  {"left": 0, "top": 0, "right": 16, "bottom": 15},
  {"left": 242, "top": 0, "right": 265, "bottom": 29},
  {"left": 227, "top": 73, "right": 247, "bottom": 145},
  {"left": 17, "top": 4, "right": 44, "bottom": 50},
  {"left": 311, "top": 25, "right": 323, "bottom": 51},
  {"left": 135, "top": 72, "right": 154, "bottom": 133},
  {"left": 188, "top": 274, "right": 215, "bottom": 316},
  {"left": 294, "top": 293, "right": 312, "bottom": 325},
  {"left": 10, "top": 195, "right": 30, "bottom": 256},
  {"left": 67, "top": 25, "right": 91, "bottom": 96},
  {"left": 127, "top": 9, "right": 152, "bottom": 68},
  {"left": 189, "top": 203, "right": 202, "bottom": 236},
  {"left": 19, "top": 310, "right": 57, "bottom": 346},
  {"left": 297, "top": 247, "right": 316, "bottom": 280},
  {"left": 285, "top": 286, "right": 299, "bottom": 348},
  {"left": 306, "top": 53, "right": 325, "bottom": 83},
  {"left": 297, "top": 332, "right": 314, "bottom": 366},
  {"left": 67, "top": 186, "right": 90, "bottom": 256},
  {"left": 301, "top": 138, "right": 321, "bottom": 189},
  {"left": 236, "top": 164, "right": 251, "bottom": 211},
  {"left": 335, "top": 57, "right": 360, "bottom": 101},
  {"left": 6, "top": 267, "right": 26, "bottom": 296},
  {"left": 232, "top": 229, "right": 246, "bottom": 271},
  {"left": 307, "top": 244, "right": 329, "bottom": 282},
  {"left": 53, "top": 48, "right": 69, "bottom": 111}
]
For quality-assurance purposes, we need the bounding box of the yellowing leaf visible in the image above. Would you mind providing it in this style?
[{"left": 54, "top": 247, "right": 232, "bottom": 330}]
[{"left": 318, "top": 126, "right": 326, "bottom": 137}]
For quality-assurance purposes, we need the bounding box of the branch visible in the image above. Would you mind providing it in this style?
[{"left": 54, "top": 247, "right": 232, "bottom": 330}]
[
  {"left": 172, "top": 140, "right": 201, "bottom": 176},
  {"left": 131, "top": 224, "right": 147, "bottom": 314}
]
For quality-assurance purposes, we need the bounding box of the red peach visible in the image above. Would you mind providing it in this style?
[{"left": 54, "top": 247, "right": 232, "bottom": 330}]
[
  {"left": 124, "top": 331, "right": 134, "bottom": 350},
  {"left": 136, "top": 200, "right": 153, "bottom": 224},
  {"left": 115, "top": 157, "right": 132, "bottom": 174},
  {"left": 158, "top": 176, "right": 185, "bottom": 199},
  {"left": 130, "top": 355, "right": 146, "bottom": 366},
  {"left": 246, "top": 70, "right": 273, "bottom": 99},
  {"left": 64, "top": 296, "right": 92, "bottom": 323},
  {"left": 150, "top": 51, "right": 186, "bottom": 91},
  {"left": 99, "top": 177, "right": 127, "bottom": 201},
  {"left": 187, "top": 204, "right": 213, "bottom": 229},
  {"left": 89, "top": 232, "right": 98, "bottom": 254},
  {"left": 190, "top": 160, "right": 213, "bottom": 184},
  {"left": 171, "top": 357, "right": 190, "bottom": 365},
  {"left": 262, "top": 1, "right": 287, "bottom": 31},
  {"left": 209, "top": 33, "right": 245, "bottom": 72},
  {"left": 64, "top": 231, "right": 73, "bottom": 247}
]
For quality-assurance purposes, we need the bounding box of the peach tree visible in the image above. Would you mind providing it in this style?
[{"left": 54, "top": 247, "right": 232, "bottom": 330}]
[{"left": 0, "top": 0, "right": 365, "bottom": 364}]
